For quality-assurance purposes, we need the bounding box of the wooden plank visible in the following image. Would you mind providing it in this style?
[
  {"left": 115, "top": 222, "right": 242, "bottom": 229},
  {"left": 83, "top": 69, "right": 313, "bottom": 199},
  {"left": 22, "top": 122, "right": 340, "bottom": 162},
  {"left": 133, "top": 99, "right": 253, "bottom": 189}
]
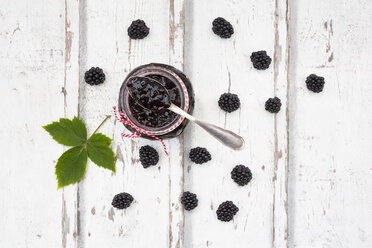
[
  {"left": 63, "top": 0, "right": 80, "bottom": 247},
  {"left": 168, "top": 0, "right": 186, "bottom": 247},
  {"left": 273, "top": 0, "right": 290, "bottom": 247},
  {"left": 0, "top": 0, "right": 79, "bottom": 247},
  {"left": 288, "top": 0, "right": 372, "bottom": 247},
  {"left": 183, "top": 0, "right": 283, "bottom": 247},
  {"left": 77, "top": 0, "right": 185, "bottom": 247}
]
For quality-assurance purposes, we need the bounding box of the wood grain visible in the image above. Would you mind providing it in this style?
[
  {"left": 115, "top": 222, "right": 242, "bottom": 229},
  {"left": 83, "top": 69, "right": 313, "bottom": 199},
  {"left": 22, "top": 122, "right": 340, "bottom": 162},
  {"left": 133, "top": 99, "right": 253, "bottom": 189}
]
[
  {"left": 63, "top": 0, "right": 80, "bottom": 247},
  {"left": 1, "top": 0, "right": 372, "bottom": 247},
  {"left": 272, "top": 0, "right": 290, "bottom": 247},
  {"left": 0, "top": 0, "right": 79, "bottom": 247},
  {"left": 184, "top": 0, "right": 279, "bottom": 247},
  {"left": 168, "top": 0, "right": 186, "bottom": 247},
  {"left": 77, "top": 0, "right": 185, "bottom": 247},
  {"left": 288, "top": 0, "right": 372, "bottom": 247}
]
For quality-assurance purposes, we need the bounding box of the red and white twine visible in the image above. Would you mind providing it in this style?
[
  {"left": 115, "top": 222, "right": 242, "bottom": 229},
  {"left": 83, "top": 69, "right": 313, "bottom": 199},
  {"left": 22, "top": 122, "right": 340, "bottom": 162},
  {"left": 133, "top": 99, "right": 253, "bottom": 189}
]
[{"left": 113, "top": 106, "right": 168, "bottom": 156}]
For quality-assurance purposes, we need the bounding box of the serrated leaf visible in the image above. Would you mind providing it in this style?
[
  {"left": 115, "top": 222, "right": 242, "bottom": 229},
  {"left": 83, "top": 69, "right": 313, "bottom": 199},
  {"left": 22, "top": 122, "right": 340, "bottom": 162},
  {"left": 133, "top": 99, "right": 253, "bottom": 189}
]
[
  {"left": 56, "top": 146, "right": 87, "bottom": 189},
  {"left": 43, "top": 117, "right": 87, "bottom": 146},
  {"left": 87, "top": 133, "right": 116, "bottom": 172}
]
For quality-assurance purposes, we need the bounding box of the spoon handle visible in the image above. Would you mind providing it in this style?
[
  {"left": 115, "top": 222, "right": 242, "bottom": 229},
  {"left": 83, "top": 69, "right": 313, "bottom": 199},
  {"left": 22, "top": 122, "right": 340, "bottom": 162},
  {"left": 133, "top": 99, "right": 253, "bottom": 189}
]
[{"left": 168, "top": 104, "right": 244, "bottom": 150}]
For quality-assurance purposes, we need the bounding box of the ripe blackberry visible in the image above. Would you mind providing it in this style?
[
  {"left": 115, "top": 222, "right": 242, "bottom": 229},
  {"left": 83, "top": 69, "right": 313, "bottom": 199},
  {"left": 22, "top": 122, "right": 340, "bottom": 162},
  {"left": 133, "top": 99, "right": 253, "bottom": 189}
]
[
  {"left": 250, "top": 51, "right": 272, "bottom": 70},
  {"left": 127, "top": 19, "right": 150, "bottom": 39},
  {"left": 112, "top": 192, "right": 134, "bottom": 209},
  {"left": 216, "top": 201, "right": 239, "bottom": 222},
  {"left": 189, "top": 147, "right": 211, "bottom": 164},
  {"left": 181, "top": 191, "right": 198, "bottom": 211},
  {"left": 231, "top": 165, "right": 252, "bottom": 186},
  {"left": 306, "top": 74, "right": 325, "bottom": 93},
  {"left": 212, "top": 17, "right": 234, "bottom": 39},
  {"left": 218, "top": 93, "right": 240, "bottom": 113},
  {"left": 265, "top": 97, "right": 282, "bottom": 113},
  {"left": 84, "top": 67, "right": 105, "bottom": 85},
  {"left": 139, "top": 145, "right": 159, "bottom": 168}
]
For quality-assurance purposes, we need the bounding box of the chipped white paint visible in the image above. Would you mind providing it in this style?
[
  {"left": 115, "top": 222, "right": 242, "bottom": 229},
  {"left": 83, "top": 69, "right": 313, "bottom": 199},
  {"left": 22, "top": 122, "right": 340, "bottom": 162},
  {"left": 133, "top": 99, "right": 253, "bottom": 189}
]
[
  {"left": 78, "top": 0, "right": 184, "bottom": 247},
  {"left": 272, "top": 0, "right": 290, "bottom": 247},
  {"left": 1, "top": 0, "right": 372, "bottom": 247},
  {"left": 0, "top": 0, "right": 79, "bottom": 247},
  {"left": 288, "top": 1, "right": 372, "bottom": 247},
  {"left": 63, "top": 0, "right": 80, "bottom": 248},
  {"left": 184, "top": 1, "right": 278, "bottom": 247},
  {"left": 168, "top": 0, "right": 186, "bottom": 247}
]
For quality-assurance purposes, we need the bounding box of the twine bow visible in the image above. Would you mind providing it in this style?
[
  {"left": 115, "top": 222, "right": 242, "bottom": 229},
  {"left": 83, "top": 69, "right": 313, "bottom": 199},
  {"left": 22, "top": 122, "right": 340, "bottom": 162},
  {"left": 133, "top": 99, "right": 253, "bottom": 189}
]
[{"left": 113, "top": 106, "right": 168, "bottom": 156}]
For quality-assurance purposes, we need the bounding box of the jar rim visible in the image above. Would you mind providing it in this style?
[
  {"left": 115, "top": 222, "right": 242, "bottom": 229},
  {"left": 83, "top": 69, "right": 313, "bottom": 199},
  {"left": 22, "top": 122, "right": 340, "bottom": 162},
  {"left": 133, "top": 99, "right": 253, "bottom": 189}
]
[{"left": 119, "top": 65, "right": 190, "bottom": 136}]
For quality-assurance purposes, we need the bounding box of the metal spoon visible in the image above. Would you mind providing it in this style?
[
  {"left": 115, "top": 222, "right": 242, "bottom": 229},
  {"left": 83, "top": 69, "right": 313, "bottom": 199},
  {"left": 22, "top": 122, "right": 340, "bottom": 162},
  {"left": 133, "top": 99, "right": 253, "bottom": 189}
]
[{"left": 127, "top": 77, "right": 244, "bottom": 150}]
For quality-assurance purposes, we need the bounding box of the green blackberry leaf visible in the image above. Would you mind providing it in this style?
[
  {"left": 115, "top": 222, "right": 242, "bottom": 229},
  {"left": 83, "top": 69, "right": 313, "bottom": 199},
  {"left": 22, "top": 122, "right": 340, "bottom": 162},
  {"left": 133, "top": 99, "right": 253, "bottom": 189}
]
[
  {"left": 44, "top": 115, "right": 114, "bottom": 189},
  {"left": 56, "top": 146, "right": 87, "bottom": 189},
  {"left": 43, "top": 117, "right": 87, "bottom": 146},
  {"left": 87, "top": 133, "right": 116, "bottom": 172}
]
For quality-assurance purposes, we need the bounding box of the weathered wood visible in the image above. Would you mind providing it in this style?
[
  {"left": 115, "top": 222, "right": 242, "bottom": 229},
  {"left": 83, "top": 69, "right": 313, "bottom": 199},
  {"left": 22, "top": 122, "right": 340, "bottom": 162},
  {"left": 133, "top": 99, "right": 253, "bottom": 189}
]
[
  {"left": 168, "top": 0, "right": 186, "bottom": 247},
  {"left": 77, "top": 0, "right": 185, "bottom": 247},
  {"left": 2, "top": 0, "right": 372, "bottom": 247},
  {"left": 183, "top": 0, "right": 280, "bottom": 247},
  {"left": 0, "top": 0, "right": 79, "bottom": 247},
  {"left": 288, "top": 0, "right": 372, "bottom": 247},
  {"left": 273, "top": 0, "right": 290, "bottom": 247},
  {"left": 63, "top": 0, "right": 80, "bottom": 247}
]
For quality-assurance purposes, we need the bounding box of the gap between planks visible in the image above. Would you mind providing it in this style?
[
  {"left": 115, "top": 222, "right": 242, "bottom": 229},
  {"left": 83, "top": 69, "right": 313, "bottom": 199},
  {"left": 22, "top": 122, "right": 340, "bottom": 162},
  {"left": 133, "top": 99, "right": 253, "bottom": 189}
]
[
  {"left": 62, "top": 0, "right": 80, "bottom": 247},
  {"left": 168, "top": 1, "right": 186, "bottom": 248},
  {"left": 273, "top": 0, "right": 290, "bottom": 247}
]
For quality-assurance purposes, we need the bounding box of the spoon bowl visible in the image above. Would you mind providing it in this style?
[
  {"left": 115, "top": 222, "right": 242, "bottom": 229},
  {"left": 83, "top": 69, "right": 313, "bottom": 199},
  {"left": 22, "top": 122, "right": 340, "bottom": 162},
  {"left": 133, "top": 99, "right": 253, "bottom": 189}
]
[
  {"left": 127, "top": 76, "right": 171, "bottom": 111},
  {"left": 126, "top": 76, "right": 245, "bottom": 150}
]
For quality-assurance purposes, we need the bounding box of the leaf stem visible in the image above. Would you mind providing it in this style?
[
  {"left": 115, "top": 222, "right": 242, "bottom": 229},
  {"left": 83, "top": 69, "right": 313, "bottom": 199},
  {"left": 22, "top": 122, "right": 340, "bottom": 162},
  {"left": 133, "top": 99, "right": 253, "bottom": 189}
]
[{"left": 92, "top": 115, "right": 111, "bottom": 135}]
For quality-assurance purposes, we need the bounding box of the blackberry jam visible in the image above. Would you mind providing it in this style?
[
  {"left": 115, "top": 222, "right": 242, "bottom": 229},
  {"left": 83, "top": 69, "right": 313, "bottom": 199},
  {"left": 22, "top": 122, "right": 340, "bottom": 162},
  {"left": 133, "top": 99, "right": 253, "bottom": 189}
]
[
  {"left": 127, "top": 77, "right": 172, "bottom": 112},
  {"left": 118, "top": 63, "right": 194, "bottom": 139}
]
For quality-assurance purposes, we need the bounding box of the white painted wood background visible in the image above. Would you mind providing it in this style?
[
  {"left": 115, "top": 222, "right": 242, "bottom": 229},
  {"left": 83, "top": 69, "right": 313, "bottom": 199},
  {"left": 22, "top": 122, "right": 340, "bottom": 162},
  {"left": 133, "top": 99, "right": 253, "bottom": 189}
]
[{"left": 1, "top": 0, "right": 371, "bottom": 247}]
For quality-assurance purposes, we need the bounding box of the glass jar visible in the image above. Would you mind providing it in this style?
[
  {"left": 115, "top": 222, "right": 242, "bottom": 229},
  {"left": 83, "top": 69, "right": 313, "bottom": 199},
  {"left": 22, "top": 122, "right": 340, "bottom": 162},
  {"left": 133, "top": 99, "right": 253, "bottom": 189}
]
[{"left": 118, "top": 63, "right": 194, "bottom": 139}]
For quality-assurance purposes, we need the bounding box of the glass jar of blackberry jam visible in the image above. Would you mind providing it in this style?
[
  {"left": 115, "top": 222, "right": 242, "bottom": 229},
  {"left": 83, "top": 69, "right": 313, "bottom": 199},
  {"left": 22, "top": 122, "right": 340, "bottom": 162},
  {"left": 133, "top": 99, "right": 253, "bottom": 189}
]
[{"left": 118, "top": 63, "right": 194, "bottom": 139}]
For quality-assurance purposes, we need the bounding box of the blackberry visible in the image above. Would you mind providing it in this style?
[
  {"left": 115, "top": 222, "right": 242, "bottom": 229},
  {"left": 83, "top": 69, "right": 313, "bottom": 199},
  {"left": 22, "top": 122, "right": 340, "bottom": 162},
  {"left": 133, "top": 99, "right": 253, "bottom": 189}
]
[
  {"left": 181, "top": 191, "right": 198, "bottom": 211},
  {"left": 216, "top": 201, "right": 239, "bottom": 222},
  {"left": 127, "top": 19, "right": 150, "bottom": 39},
  {"left": 231, "top": 165, "right": 252, "bottom": 186},
  {"left": 212, "top": 17, "right": 234, "bottom": 39},
  {"left": 250, "top": 51, "right": 272, "bottom": 70},
  {"left": 265, "top": 97, "right": 282, "bottom": 113},
  {"left": 306, "top": 74, "right": 325, "bottom": 93},
  {"left": 218, "top": 93, "right": 240, "bottom": 113},
  {"left": 84, "top": 67, "right": 105, "bottom": 85},
  {"left": 112, "top": 192, "right": 134, "bottom": 209},
  {"left": 139, "top": 145, "right": 159, "bottom": 168},
  {"left": 189, "top": 147, "right": 211, "bottom": 164}
]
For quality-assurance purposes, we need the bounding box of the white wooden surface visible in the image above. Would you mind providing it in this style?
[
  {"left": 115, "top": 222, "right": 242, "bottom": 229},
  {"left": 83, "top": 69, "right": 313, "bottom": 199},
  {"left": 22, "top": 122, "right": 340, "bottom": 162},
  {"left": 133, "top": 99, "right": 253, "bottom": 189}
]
[
  {"left": 1, "top": 0, "right": 371, "bottom": 247},
  {"left": 288, "top": 1, "right": 372, "bottom": 247}
]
